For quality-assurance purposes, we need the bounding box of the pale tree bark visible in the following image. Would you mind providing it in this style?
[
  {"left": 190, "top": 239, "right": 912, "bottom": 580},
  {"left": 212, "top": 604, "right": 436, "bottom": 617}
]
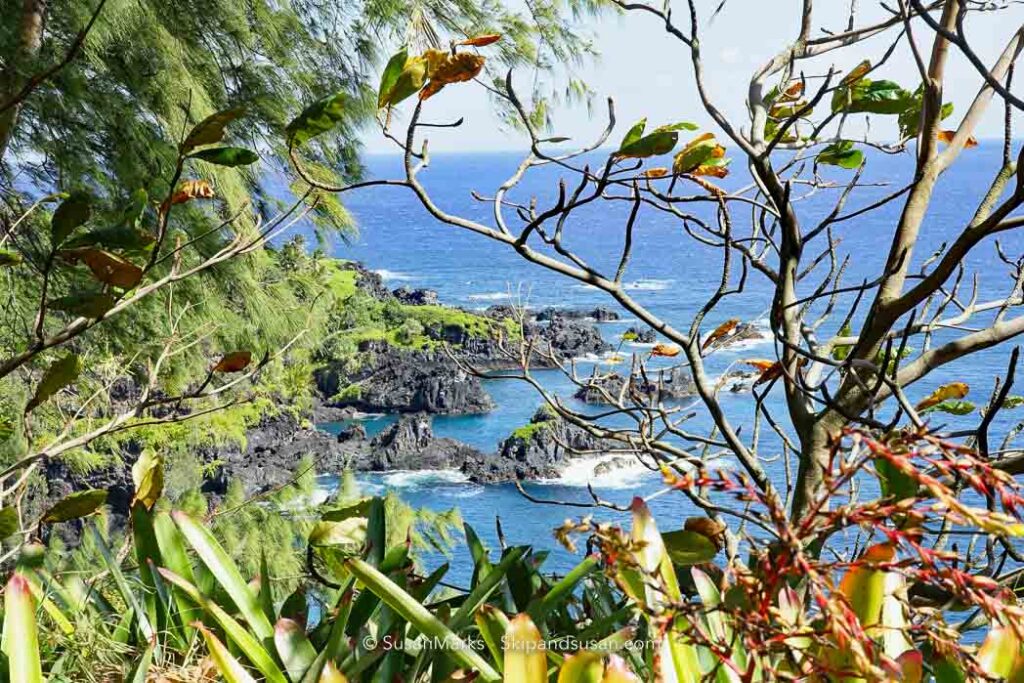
[{"left": 0, "top": 0, "right": 47, "bottom": 161}]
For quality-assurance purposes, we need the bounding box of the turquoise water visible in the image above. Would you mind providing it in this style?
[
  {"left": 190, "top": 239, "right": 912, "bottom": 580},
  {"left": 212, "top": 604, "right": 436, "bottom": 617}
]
[{"left": 308, "top": 144, "right": 1022, "bottom": 578}]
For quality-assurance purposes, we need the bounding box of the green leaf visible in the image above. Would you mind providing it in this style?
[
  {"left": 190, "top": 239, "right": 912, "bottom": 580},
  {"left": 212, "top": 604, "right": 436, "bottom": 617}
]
[
  {"left": 978, "top": 618, "right": 1024, "bottom": 680},
  {"left": 172, "top": 511, "right": 275, "bottom": 640},
  {"left": 832, "top": 79, "right": 913, "bottom": 115},
  {"left": 90, "top": 522, "right": 156, "bottom": 642},
  {"left": 64, "top": 224, "right": 155, "bottom": 254},
  {"left": 0, "top": 507, "right": 17, "bottom": 540},
  {"left": 653, "top": 121, "right": 699, "bottom": 133},
  {"left": 897, "top": 86, "right": 954, "bottom": 139},
  {"left": 0, "top": 248, "right": 22, "bottom": 267},
  {"left": 182, "top": 108, "right": 245, "bottom": 153},
  {"left": 128, "top": 642, "right": 155, "bottom": 683},
  {"left": 619, "top": 118, "right": 647, "bottom": 149},
  {"left": 158, "top": 568, "right": 286, "bottom": 683},
  {"left": 196, "top": 622, "right": 259, "bottom": 683},
  {"left": 1, "top": 573, "right": 43, "bottom": 683},
  {"left": 42, "top": 489, "right": 107, "bottom": 523},
  {"left": 921, "top": 400, "right": 976, "bottom": 416},
  {"left": 449, "top": 546, "right": 527, "bottom": 632},
  {"left": 379, "top": 56, "right": 428, "bottom": 109},
  {"left": 274, "top": 618, "right": 317, "bottom": 682},
  {"left": 874, "top": 458, "right": 917, "bottom": 500},
  {"left": 528, "top": 554, "right": 598, "bottom": 623},
  {"left": 308, "top": 517, "right": 367, "bottom": 551},
  {"left": 475, "top": 605, "right": 510, "bottom": 670},
  {"left": 26, "top": 354, "right": 81, "bottom": 412},
  {"left": 559, "top": 651, "right": 605, "bottom": 683},
  {"left": 51, "top": 191, "right": 91, "bottom": 247},
  {"left": 1001, "top": 395, "right": 1024, "bottom": 409},
  {"left": 287, "top": 92, "right": 347, "bottom": 146},
  {"left": 343, "top": 557, "right": 501, "bottom": 681},
  {"left": 832, "top": 322, "right": 854, "bottom": 361},
  {"left": 816, "top": 140, "right": 864, "bottom": 169},
  {"left": 616, "top": 130, "right": 678, "bottom": 159},
  {"left": 189, "top": 146, "right": 260, "bottom": 167},
  {"left": 48, "top": 292, "right": 117, "bottom": 318},
  {"left": 661, "top": 529, "right": 718, "bottom": 566},
  {"left": 378, "top": 47, "right": 410, "bottom": 108}
]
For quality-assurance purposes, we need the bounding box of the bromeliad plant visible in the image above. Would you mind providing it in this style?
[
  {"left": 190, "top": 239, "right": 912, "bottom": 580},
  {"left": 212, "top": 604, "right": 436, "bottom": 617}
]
[{"left": 4, "top": 427, "right": 1024, "bottom": 681}]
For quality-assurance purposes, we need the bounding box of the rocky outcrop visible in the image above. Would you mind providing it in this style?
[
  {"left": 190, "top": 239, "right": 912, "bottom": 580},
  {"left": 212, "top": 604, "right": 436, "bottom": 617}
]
[
  {"left": 342, "top": 261, "right": 392, "bottom": 300},
  {"left": 525, "top": 317, "right": 610, "bottom": 360},
  {"left": 574, "top": 365, "right": 696, "bottom": 404},
  {"left": 316, "top": 349, "right": 495, "bottom": 415},
  {"left": 198, "top": 412, "right": 354, "bottom": 496},
  {"left": 702, "top": 321, "right": 765, "bottom": 352},
  {"left": 362, "top": 413, "right": 486, "bottom": 471},
  {"left": 624, "top": 326, "right": 657, "bottom": 344},
  {"left": 461, "top": 406, "right": 616, "bottom": 482},
  {"left": 534, "top": 306, "right": 620, "bottom": 322},
  {"left": 392, "top": 286, "right": 439, "bottom": 306}
]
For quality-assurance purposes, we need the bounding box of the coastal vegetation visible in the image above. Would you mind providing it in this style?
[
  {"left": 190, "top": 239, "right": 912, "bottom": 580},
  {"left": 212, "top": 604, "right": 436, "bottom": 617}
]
[{"left": 2, "top": 0, "right": 1024, "bottom": 681}]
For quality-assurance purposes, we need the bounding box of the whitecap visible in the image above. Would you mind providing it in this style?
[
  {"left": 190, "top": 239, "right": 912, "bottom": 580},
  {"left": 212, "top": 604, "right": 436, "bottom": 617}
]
[
  {"left": 374, "top": 269, "right": 413, "bottom": 281},
  {"left": 537, "top": 455, "right": 654, "bottom": 490},
  {"left": 466, "top": 292, "right": 511, "bottom": 302},
  {"left": 381, "top": 469, "right": 472, "bottom": 487},
  {"left": 623, "top": 279, "right": 673, "bottom": 291},
  {"left": 350, "top": 411, "right": 386, "bottom": 420}
]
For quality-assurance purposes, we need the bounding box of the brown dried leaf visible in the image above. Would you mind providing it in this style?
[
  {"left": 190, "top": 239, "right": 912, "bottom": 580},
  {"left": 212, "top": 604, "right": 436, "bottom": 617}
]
[
  {"left": 702, "top": 319, "right": 740, "bottom": 351},
  {"left": 420, "top": 52, "right": 485, "bottom": 100},
  {"left": 170, "top": 179, "right": 216, "bottom": 205},
  {"left": 61, "top": 248, "right": 143, "bottom": 289},
  {"left": 212, "top": 350, "right": 253, "bottom": 373},
  {"left": 651, "top": 343, "right": 681, "bottom": 358}
]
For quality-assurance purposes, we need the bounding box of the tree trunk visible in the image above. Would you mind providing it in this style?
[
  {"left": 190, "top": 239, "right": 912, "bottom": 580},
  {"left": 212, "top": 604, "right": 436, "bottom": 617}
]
[
  {"left": 0, "top": 0, "right": 48, "bottom": 161},
  {"left": 790, "top": 413, "right": 844, "bottom": 523}
]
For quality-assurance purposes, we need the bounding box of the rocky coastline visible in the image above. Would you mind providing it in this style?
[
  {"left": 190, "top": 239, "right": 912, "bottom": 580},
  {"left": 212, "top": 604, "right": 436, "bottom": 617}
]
[{"left": 37, "top": 260, "right": 765, "bottom": 527}]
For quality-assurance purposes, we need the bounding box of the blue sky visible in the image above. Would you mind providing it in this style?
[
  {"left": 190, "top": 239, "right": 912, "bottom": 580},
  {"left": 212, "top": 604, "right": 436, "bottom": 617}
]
[{"left": 361, "top": 1, "right": 1020, "bottom": 153}]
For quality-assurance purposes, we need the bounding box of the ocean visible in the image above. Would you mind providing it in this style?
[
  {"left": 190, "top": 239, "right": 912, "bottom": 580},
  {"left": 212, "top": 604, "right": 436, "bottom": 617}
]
[{"left": 312, "top": 143, "right": 1022, "bottom": 579}]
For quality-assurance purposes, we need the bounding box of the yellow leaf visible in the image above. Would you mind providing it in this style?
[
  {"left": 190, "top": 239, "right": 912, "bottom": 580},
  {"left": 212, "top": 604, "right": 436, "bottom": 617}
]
[
  {"left": 643, "top": 167, "right": 670, "bottom": 178},
  {"left": 915, "top": 382, "right": 969, "bottom": 411},
  {"left": 841, "top": 60, "right": 872, "bottom": 86},
  {"left": 319, "top": 661, "right": 349, "bottom": 683},
  {"left": 503, "top": 614, "right": 547, "bottom": 683},
  {"left": 131, "top": 450, "right": 163, "bottom": 511},
  {"left": 937, "top": 130, "right": 978, "bottom": 148}
]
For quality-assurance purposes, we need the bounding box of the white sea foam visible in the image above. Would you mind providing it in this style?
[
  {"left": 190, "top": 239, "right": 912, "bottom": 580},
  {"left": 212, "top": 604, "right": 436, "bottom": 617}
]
[
  {"left": 537, "top": 455, "right": 654, "bottom": 490},
  {"left": 350, "top": 411, "right": 386, "bottom": 420},
  {"left": 381, "top": 469, "right": 472, "bottom": 487},
  {"left": 374, "top": 269, "right": 413, "bottom": 281},
  {"left": 466, "top": 292, "right": 511, "bottom": 302},
  {"left": 574, "top": 279, "right": 673, "bottom": 292},
  {"left": 623, "top": 279, "right": 673, "bottom": 291}
]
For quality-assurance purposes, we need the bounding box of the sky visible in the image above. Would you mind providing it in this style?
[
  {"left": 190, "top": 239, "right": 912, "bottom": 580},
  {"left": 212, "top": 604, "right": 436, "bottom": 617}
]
[{"left": 360, "top": 0, "right": 1022, "bottom": 153}]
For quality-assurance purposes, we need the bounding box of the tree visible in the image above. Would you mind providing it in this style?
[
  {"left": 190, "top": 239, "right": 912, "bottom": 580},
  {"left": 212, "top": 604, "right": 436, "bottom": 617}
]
[
  {"left": 0, "top": 0, "right": 594, "bottom": 551},
  {"left": 348, "top": 0, "right": 1024, "bottom": 526}
]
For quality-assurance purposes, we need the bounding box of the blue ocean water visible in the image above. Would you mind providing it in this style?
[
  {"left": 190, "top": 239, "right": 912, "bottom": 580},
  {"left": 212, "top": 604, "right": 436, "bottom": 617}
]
[{"left": 312, "top": 143, "right": 1023, "bottom": 578}]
